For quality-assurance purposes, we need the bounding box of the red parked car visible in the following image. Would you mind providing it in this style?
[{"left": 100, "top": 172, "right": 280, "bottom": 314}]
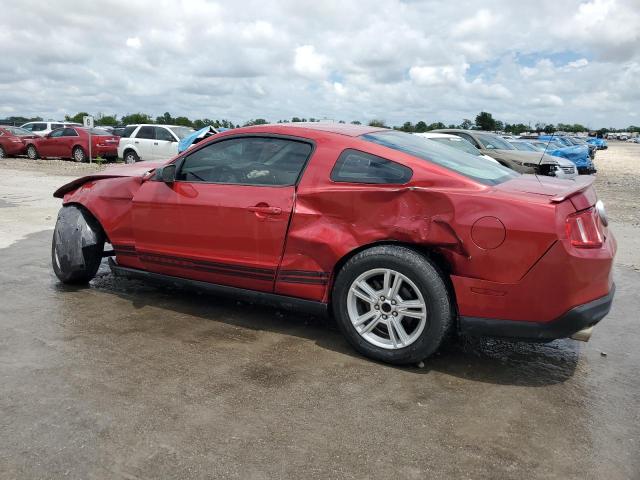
[
  {"left": 0, "top": 125, "right": 37, "bottom": 158},
  {"left": 25, "top": 127, "right": 119, "bottom": 162},
  {"left": 51, "top": 124, "right": 616, "bottom": 364}
]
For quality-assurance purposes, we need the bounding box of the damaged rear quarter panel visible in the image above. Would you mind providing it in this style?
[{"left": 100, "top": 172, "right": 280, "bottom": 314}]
[{"left": 276, "top": 137, "right": 559, "bottom": 302}]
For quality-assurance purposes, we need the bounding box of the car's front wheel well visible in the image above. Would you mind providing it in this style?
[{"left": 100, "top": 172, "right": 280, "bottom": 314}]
[
  {"left": 329, "top": 241, "right": 457, "bottom": 312},
  {"left": 63, "top": 202, "right": 110, "bottom": 244}
]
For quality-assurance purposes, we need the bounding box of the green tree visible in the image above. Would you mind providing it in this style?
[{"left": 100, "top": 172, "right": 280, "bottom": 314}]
[
  {"left": 243, "top": 118, "right": 268, "bottom": 126},
  {"left": 97, "top": 115, "right": 118, "bottom": 126},
  {"left": 121, "top": 113, "right": 153, "bottom": 124},
  {"left": 174, "top": 116, "right": 193, "bottom": 127},
  {"left": 544, "top": 124, "right": 556, "bottom": 134},
  {"left": 156, "top": 112, "right": 174, "bottom": 124},
  {"left": 414, "top": 121, "right": 428, "bottom": 133},
  {"left": 459, "top": 119, "right": 473, "bottom": 130},
  {"left": 368, "top": 119, "right": 386, "bottom": 128},
  {"left": 495, "top": 120, "right": 504, "bottom": 132},
  {"left": 400, "top": 121, "right": 415, "bottom": 132},
  {"left": 475, "top": 111, "right": 496, "bottom": 131},
  {"left": 350, "top": 120, "right": 361, "bottom": 125},
  {"left": 64, "top": 112, "right": 90, "bottom": 124},
  {"left": 427, "top": 122, "right": 445, "bottom": 131}
]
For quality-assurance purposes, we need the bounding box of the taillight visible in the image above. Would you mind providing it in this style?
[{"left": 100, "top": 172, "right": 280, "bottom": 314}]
[{"left": 565, "top": 207, "right": 603, "bottom": 248}]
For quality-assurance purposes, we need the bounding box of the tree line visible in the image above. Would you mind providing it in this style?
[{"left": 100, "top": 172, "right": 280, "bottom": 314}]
[{"left": 2, "top": 111, "right": 639, "bottom": 135}]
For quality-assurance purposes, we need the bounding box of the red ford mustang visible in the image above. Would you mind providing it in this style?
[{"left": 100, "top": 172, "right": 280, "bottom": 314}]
[
  {"left": 0, "top": 125, "right": 37, "bottom": 158},
  {"left": 51, "top": 123, "right": 616, "bottom": 364},
  {"left": 25, "top": 126, "right": 119, "bottom": 162}
]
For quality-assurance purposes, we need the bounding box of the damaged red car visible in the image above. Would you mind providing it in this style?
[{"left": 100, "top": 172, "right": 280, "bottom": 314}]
[
  {"left": 51, "top": 124, "right": 616, "bottom": 364},
  {"left": 26, "top": 126, "right": 119, "bottom": 162}
]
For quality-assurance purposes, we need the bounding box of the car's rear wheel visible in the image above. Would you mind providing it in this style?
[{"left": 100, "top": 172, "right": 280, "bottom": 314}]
[
  {"left": 0, "top": 145, "right": 6, "bottom": 159},
  {"left": 72, "top": 146, "right": 86, "bottom": 163},
  {"left": 332, "top": 246, "right": 453, "bottom": 365},
  {"left": 52, "top": 205, "right": 105, "bottom": 284},
  {"left": 27, "top": 144, "right": 38, "bottom": 159},
  {"left": 124, "top": 150, "right": 139, "bottom": 164}
]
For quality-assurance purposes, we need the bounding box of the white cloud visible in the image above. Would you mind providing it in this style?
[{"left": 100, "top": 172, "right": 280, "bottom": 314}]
[
  {"left": 293, "top": 45, "right": 329, "bottom": 79},
  {"left": 0, "top": 0, "right": 638, "bottom": 127},
  {"left": 125, "top": 37, "right": 141, "bottom": 49}
]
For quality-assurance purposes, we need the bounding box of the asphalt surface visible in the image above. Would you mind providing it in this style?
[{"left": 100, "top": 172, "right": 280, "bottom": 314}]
[
  {"left": 1, "top": 158, "right": 639, "bottom": 479},
  {"left": 1, "top": 231, "right": 639, "bottom": 479}
]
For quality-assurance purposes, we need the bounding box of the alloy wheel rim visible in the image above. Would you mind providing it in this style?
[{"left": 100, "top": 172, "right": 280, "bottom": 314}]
[
  {"left": 347, "top": 268, "right": 427, "bottom": 350},
  {"left": 28, "top": 146, "right": 36, "bottom": 159},
  {"left": 0, "top": 147, "right": 5, "bottom": 158},
  {"left": 125, "top": 154, "right": 135, "bottom": 164},
  {"left": 74, "top": 149, "right": 84, "bottom": 162}
]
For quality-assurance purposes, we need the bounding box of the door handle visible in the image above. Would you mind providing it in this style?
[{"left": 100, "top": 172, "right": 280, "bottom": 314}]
[
  {"left": 134, "top": 141, "right": 139, "bottom": 144},
  {"left": 247, "top": 205, "right": 282, "bottom": 215},
  {"left": 154, "top": 142, "right": 158, "bottom": 145}
]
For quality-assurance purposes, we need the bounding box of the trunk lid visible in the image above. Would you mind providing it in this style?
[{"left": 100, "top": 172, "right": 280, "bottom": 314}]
[{"left": 494, "top": 174, "right": 596, "bottom": 209}]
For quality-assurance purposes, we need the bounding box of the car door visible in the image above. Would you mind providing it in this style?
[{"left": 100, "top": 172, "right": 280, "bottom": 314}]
[
  {"left": 130, "top": 135, "right": 313, "bottom": 293},
  {"left": 59, "top": 128, "right": 80, "bottom": 158},
  {"left": 132, "top": 126, "right": 156, "bottom": 160},
  {"left": 39, "top": 128, "right": 66, "bottom": 156},
  {"left": 154, "top": 127, "right": 179, "bottom": 160}
]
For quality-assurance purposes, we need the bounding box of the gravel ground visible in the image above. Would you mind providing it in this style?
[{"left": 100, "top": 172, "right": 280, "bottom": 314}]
[{"left": 592, "top": 141, "right": 640, "bottom": 226}]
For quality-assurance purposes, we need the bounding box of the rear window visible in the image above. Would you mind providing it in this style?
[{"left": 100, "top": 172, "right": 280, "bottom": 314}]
[
  {"left": 5, "top": 126, "right": 32, "bottom": 136},
  {"left": 427, "top": 137, "right": 482, "bottom": 156},
  {"left": 475, "top": 134, "right": 514, "bottom": 150},
  {"left": 31, "top": 123, "right": 47, "bottom": 131},
  {"left": 136, "top": 126, "right": 155, "bottom": 139},
  {"left": 89, "top": 128, "right": 111, "bottom": 136},
  {"left": 361, "top": 131, "right": 518, "bottom": 186},
  {"left": 331, "top": 149, "right": 412, "bottom": 184}
]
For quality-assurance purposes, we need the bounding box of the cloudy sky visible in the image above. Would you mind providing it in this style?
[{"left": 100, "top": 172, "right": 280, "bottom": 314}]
[{"left": 1, "top": 0, "right": 639, "bottom": 128}]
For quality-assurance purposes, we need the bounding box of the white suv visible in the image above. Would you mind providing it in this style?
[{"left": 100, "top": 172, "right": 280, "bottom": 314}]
[
  {"left": 117, "top": 124, "right": 195, "bottom": 163},
  {"left": 20, "top": 121, "right": 82, "bottom": 137}
]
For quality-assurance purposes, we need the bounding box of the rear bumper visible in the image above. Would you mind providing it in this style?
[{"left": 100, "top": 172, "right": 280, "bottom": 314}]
[{"left": 459, "top": 285, "right": 615, "bottom": 341}]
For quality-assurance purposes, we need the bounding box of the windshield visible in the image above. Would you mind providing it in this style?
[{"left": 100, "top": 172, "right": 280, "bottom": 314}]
[
  {"left": 509, "top": 141, "right": 538, "bottom": 152},
  {"left": 475, "top": 133, "right": 515, "bottom": 150},
  {"left": 428, "top": 137, "right": 482, "bottom": 156},
  {"left": 4, "top": 126, "right": 33, "bottom": 136},
  {"left": 169, "top": 126, "right": 195, "bottom": 140},
  {"left": 361, "top": 131, "right": 518, "bottom": 186}
]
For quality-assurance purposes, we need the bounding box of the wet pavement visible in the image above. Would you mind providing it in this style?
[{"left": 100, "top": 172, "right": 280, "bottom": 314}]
[{"left": 1, "top": 230, "right": 639, "bottom": 479}]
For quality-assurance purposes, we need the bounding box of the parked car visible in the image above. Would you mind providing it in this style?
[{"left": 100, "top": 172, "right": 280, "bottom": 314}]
[
  {"left": 433, "top": 129, "right": 569, "bottom": 178},
  {"left": 587, "top": 137, "right": 608, "bottom": 150},
  {"left": 0, "top": 125, "right": 37, "bottom": 158},
  {"left": 51, "top": 123, "right": 616, "bottom": 364},
  {"left": 25, "top": 127, "right": 120, "bottom": 162},
  {"left": 507, "top": 140, "right": 578, "bottom": 179},
  {"left": 20, "top": 121, "right": 82, "bottom": 137},
  {"left": 568, "top": 137, "right": 597, "bottom": 159},
  {"left": 117, "top": 124, "right": 196, "bottom": 163},
  {"left": 414, "top": 132, "right": 499, "bottom": 163},
  {"left": 537, "top": 136, "right": 595, "bottom": 174}
]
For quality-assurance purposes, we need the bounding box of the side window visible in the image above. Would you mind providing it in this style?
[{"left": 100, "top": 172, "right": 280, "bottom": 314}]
[
  {"left": 32, "top": 123, "right": 47, "bottom": 132},
  {"left": 49, "top": 128, "right": 65, "bottom": 138},
  {"left": 331, "top": 149, "right": 412, "bottom": 184},
  {"left": 155, "top": 127, "right": 175, "bottom": 142},
  {"left": 136, "top": 126, "right": 155, "bottom": 139},
  {"left": 62, "top": 128, "right": 78, "bottom": 136},
  {"left": 21, "top": 124, "right": 33, "bottom": 131},
  {"left": 177, "top": 137, "right": 312, "bottom": 186},
  {"left": 458, "top": 133, "right": 479, "bottom": 148},
  {"left": 122, "top": 126, "right": 137, "bottom": 138},
  {"left": 52, "top": 123, "right": 64, "bottom": 130}
]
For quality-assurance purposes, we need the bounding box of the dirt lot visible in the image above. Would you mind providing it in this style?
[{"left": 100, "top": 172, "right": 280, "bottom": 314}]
[{"left": 1, "top": 143, "right": 639, "bottom": 479}]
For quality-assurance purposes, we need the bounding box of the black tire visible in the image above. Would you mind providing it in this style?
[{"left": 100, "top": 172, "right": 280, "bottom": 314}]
[
  {"left": 72, "top": 146, "right": 86, "bottom": 163},
  {"left": 51, "top": 205, "right": 105, "bottom": 284},
  {"left": 27, "top": 144, "right": 39, "bottom": 159},
  {"left": 332, "top": 246, "right": 453, "bottom": 365},
  {"left": 124, "top": 150, "right": 139, "bottom": 164},
  {"left": 0, "top": 145, "right": 6, "bottom": 159}
]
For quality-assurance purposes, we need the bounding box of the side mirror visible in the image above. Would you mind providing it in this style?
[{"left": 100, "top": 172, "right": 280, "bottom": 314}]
[{"left": 156, "top": 164, "right": 176, "bottom": 184}]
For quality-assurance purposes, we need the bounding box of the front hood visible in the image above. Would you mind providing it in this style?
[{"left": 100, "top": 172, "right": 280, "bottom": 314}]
[
  {"left": 53, "top": 160, "right": 164, "bottom": 198},
  {"left": 494, "top": 174, "right": 594, "bottom": 199}
]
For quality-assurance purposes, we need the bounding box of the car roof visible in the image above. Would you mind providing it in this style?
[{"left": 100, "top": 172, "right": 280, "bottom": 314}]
[
  {"left": 414, "top": 132, "right": 459, "bottom": 139},
  {"left": 128, "top": 124, "right": 193, "bottom": 129},
  {"left": 225, "top": 122, "right": 387, "bottom": 138}
]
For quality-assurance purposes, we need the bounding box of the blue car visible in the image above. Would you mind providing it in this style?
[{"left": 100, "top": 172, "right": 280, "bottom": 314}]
[
  {"left": 587, "top": 137, "right": 608, "bottom": 150},
  {"left": 537, "top": 135, "right": 595, "bottom": 174}
]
